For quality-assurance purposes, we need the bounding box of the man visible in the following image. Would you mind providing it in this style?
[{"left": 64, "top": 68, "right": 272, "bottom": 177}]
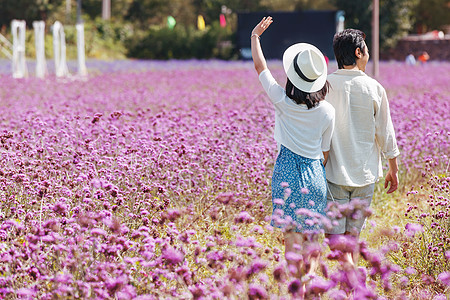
[{"left": 325, "top": 29, "right": 400, "bottom": 264}]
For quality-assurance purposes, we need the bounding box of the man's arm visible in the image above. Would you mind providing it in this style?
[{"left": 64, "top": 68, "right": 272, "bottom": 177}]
[
  {"left": 375, "top": 88, "right": 400, "bottom": 194},
  {"left": 385, "top": 157, "right": 399, "bottom": 193},
  {"left": 322, "top": 151, "right": 329, "bottom": 167},
  {"left": 251, "top": 16, "right": 273, "bottom": 75}
]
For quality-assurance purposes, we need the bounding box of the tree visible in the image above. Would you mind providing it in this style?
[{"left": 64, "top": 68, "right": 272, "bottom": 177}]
[
  {"left": 126, "top": 0, "right": 197, "bottom": 28},
  {"left": 379, "top": 0, "right": 418, "bottom": 48},
  {"left": 260, "top": 0, "right": 334, "bottom": 11},
  {"left": 0, "top": 0, "right": 64, "bottom": 28},
  {"left": 413, "top": 0, "right": 450, "bottom": 33},
  {"left": 333, "top": 0, "right": 418, "bottom": 50}
]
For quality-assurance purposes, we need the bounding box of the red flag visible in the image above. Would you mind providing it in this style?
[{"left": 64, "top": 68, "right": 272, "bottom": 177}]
[{"left": 220, "top": 14, "right": 226, "bottom": 27}]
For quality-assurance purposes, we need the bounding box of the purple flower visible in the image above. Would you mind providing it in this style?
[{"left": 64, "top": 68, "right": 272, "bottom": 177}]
[
  {"left": 287, "top": 279, "right": 302, "bottom": 294},
  {"left": 399, "top": 276, "right": 409, "bottom": 288},
  {"left": 167, "top": 209, "right": 181, "bottom": 221},
  {"left": 52, "top": 202, "right": 68, "bottom": 215},
  {"left": 248, "top": 284, "right": 267, "bottom": 300},
  {"left": 421, "top": 274, "right": 435, "bottom": 285},
  {"left": 91, "top": 179, "right": 102, "bottom": 189},
  {"left": 234, "top": 211, "right": 254, "bottom": 224},
  {"left": 246, "top": 259, "right": 267, "bottom": 277},
  {"left": 16, "top": 288, "right": 37, "bottom": 298},
  {"left": 445, "top": 251, "right": 450, "bottom": 260},
  {"left": 91, "top": 228, "right": 107, "bottom": 237},
  {"left": 188, "top": 285, "right": 206, "bottom": 299},
  {"left": 106, "top": 275, "right": 127, "bottom": 294},
  {"left": 308, "top": 277, "right": 334, "bottom": 294},
  {"left": 116, "top": 284, "right": 136, "bottom": 299},
  {"left": 217, "top": 192, "right": 234, "bottom": 205},
  {"left": 206, "top": 251, "right": 224, "bottom": 262},
  {"left": 327, "top": 234, "right": 357, "bottom": 253},
  {"left": 438, "top": 272, "right": 450, "bottom": 286},
  {"left": 404, "top": 223, "right": 424, "bottom": 237},
  {"left": 273, "top": 263, "right": 286, "bottom": 282},
  {"left": 327, "top": 289, "right": 347, "bottom": 300},
  {"left": 285, "top": 251, "right": 303, "bottom": 262},
  {"left": 162, "top": 247, "right": 184, "bottom": 265},
  {"left": 273, "top": 198, "right": 284, "bottom": 206}
]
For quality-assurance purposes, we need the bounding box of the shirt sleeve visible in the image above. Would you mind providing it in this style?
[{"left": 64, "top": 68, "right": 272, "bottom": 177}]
[
  {"left": 375, "top": 88, "right": 400, "bottom": 159},
  {"left": 258, "top": 69, "right": 286, "bottom": 104},
  {"left": 321, "top": 107, "right": 335, "bottom": 152}
]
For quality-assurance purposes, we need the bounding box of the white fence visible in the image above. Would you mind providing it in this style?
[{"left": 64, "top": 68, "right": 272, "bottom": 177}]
[
  {"left": 76, "top": 23, "right": 87, "bottom": 76},
  {"left": 33, "top": 21, "right": 47, "bottom": 78},
  {"left": 4, "top": 20, "right": 88, "bottom": 78},
  {"left": 11, "top": 20, "right": 28, "bottom": 78},
  {"left": 53, "top": 21, "right": 70, "bottom": 77},
  {"left": 0, "top": 33, "right": 13, "bottom": 59}
]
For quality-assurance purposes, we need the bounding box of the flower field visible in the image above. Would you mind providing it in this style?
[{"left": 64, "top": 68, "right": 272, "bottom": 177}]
[{"left": 0, "top": 60, "right": 449, "bottom": 299}]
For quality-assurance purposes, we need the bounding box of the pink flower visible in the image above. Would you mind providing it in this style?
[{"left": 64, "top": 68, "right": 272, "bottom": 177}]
[
  {"left": 162, "top": 247, "right": 184, "bottom": 265},
  {"left": 273, "top": 198, "right": 284, "bottom": 206},
  {"left": 284, "top": 188, "right": 292, "bottom": 198},
  {"left": 288, "top": 279, "right": 302, "bottom": 294},
  {"left": 52, "top": 202, "right": 68, "bottom": 215},
  {"left": 285, "top": 251, "right": 303, "bottom": 262},
  {"left": 248, "top": 284, "right": 267, "bottom": 300},
  {"left": 91, "top": 228, "right": 107, "bottom": 237},
  {"left": 234, "top": 211, "right": 254, "bottom": 224},
  {"left": 405, "top": 223, "right": 424, "bottom": 237},
  {"left": 438, "top": 272, "right": 450, "bottom": 286},
  {"left": 445, "top": 251, "right": 450, "bottom": 260},
  {"left": 309, "top": 277, "right": 334, "bottom": 294}
]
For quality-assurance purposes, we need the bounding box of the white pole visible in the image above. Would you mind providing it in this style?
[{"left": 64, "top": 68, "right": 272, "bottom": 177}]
[
  {"left": 11, "top": 20, "right": 28, "bottom": 78},
  {"left": 336, "top": 11, "right": 345, "bottom": 33},
  {"left": 53, "top": 21, "right": 69, "bottom": 77},
  {"left": 372, "top": 0, "right": 379, "bottom": 78},
  {"left": 76, "top": 23, "right": 87, "bottom": 76},
  {"left": 33, "top": 21, "right": 47, "bottom": 78},
  {"left": 102, "top": 0, "right": 111, "bottom": 20},
  {"left": 53, "top": 21, "right": 60, "bottom": 75}
]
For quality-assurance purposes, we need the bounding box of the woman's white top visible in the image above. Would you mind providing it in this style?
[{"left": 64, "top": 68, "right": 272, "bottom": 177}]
[{"left": 259, "top": 69, "right": 335, "bottom": 160}]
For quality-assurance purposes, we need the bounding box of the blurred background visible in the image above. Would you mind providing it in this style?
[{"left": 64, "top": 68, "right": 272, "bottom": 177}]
[{"left": 0, "top": 0, "right": 449, "bottom": 61}]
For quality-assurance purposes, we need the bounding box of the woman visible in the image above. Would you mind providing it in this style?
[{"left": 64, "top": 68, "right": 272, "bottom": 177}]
[{"left": 251, "top": 16, "right": 335, "bottom": 278}]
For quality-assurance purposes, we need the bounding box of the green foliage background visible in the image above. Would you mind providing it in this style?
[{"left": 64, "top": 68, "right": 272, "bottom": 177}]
[{"left": 0, "top": 0, "right": 448, "bottom": 59}]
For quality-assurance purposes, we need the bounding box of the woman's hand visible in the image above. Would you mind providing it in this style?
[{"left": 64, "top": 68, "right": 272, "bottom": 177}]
[
  {"left": 251, "top": 16, "right": 272, "bottom": 75},
  {"left": 251, "top": 16, "right": 273, "bottom": 38}
]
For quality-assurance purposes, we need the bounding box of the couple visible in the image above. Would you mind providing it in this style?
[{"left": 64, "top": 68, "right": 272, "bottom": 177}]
[{"left": 251, "top": 17, "right": 400, "bottom": 270}]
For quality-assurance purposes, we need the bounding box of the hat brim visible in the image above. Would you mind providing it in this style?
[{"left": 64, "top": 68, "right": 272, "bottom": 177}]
[{"left": 283, "top": 43, "right": 327, "bottom": 93}]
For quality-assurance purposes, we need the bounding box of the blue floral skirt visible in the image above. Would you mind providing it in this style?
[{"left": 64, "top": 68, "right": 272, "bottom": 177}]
[{"left": 270, "top": 145, "right": 327, "bottom": 233}]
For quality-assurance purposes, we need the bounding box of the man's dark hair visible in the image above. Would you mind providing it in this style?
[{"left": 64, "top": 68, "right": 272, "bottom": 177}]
[
  {"left": 333, "top": 29, "right": 367, "bottom": 69},
  {"left": 285, "top": 80, "right": 330, "bottom": 109}
]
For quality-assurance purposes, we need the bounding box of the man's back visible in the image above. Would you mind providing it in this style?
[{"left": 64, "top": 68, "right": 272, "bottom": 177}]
[{"left": 325, "top": 69, "right": 398, "bottom": 187}]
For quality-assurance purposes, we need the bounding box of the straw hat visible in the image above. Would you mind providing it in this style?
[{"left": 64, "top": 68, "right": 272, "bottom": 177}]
[{"left": 283, "top": 43, "right": 327, "bottom": 93}]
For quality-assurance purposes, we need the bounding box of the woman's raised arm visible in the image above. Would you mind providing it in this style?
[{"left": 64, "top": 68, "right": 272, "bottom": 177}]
[{"left": 251, "top": 16, "right": 273, "bottom": 75}]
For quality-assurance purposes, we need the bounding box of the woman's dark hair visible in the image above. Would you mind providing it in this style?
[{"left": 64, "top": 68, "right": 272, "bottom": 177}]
[
  {"left": 285, "top": 79, "right": 330, "bottom": 109},
  {"left": 333, "top": 29, "right": 366, "bottom": 69}
]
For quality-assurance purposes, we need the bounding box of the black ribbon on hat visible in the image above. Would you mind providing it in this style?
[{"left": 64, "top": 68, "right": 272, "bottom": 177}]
[{"left": 293, "top": 52, "right": 315, "bottom": 83}]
